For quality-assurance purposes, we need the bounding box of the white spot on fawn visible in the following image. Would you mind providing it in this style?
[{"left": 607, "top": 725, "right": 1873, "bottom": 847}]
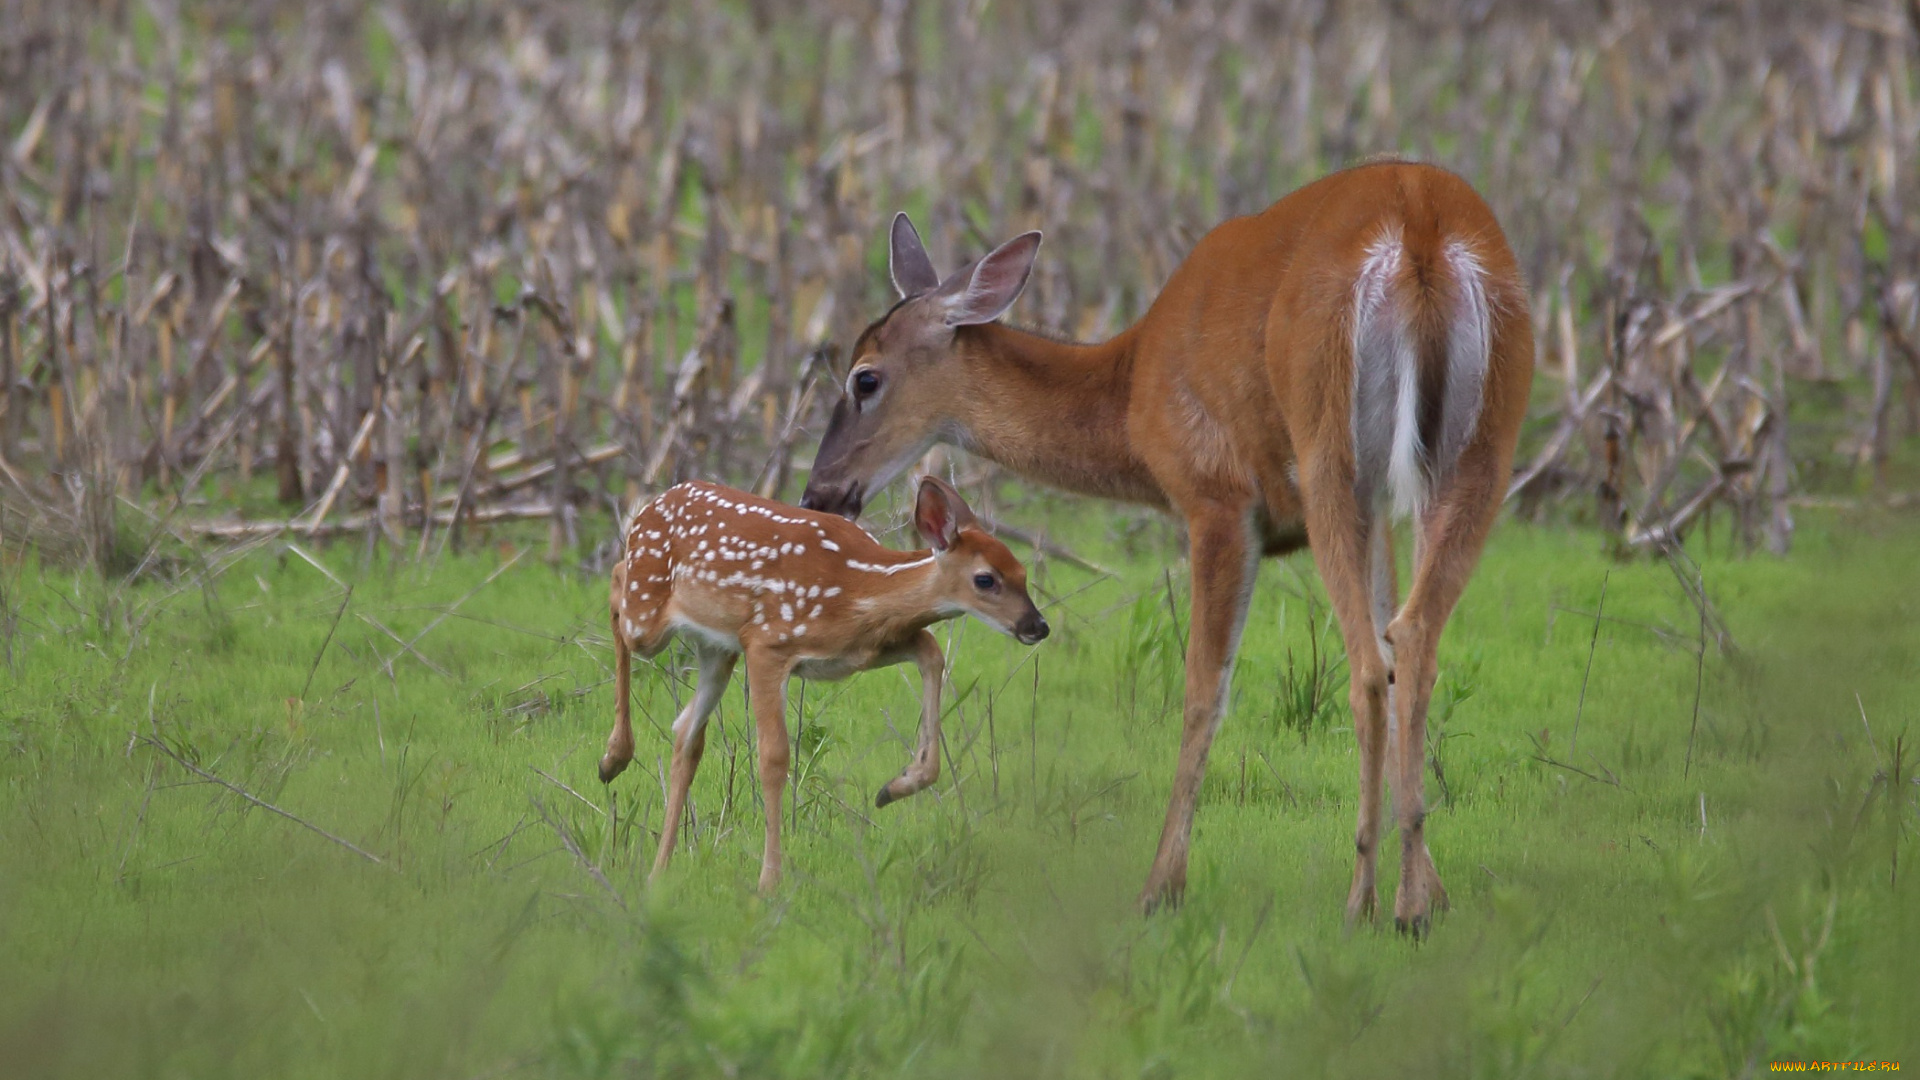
[{"left": 847, "top": 557, "right": 932, "bottom": 575}]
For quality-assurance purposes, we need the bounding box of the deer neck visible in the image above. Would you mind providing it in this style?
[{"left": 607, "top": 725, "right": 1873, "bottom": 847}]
[{"left": 947, "top": 323, "right": 1162, "bottom": 506}]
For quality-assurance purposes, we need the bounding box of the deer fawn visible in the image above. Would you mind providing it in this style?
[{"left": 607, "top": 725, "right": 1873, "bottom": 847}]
[
  {"left": 801, "top": 161, "right": 1534, "bottom": 933},
  {"left": 601, "top": 476, "right": 1048, "bottom": 892}
]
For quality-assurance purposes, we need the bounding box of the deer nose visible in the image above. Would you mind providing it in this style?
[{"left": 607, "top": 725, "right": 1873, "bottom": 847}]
[
  {"left": 1016, "top": 614, "right": 1050, "bottom": 645},
  {"left": 799, "top": 482, "right": 863, "bottom": 519}
]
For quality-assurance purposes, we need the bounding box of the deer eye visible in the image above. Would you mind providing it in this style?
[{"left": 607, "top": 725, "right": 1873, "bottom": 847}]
[
  {"left": 851, "top": 369, "right": 881, "bottom": 399},
  {"left": 972, "top": 572, "right": 997, "bottom": 591}
]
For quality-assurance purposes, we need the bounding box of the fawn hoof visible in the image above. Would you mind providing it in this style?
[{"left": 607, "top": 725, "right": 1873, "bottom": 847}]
[
  {"left": 875, "top": 782, "right": 898, "bottom": 809},
  {"left": 598, "top": 755, "right": 629, "bottom": 784}
]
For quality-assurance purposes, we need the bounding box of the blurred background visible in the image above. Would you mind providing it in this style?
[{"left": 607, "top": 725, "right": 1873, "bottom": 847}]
[{"left": 1, "top": 0, "right": 1916, "bottom": 566}]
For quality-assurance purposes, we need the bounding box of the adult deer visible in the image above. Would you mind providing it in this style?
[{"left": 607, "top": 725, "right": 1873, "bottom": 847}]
[
  {"left": 800, "top": 161, "right": 1533, "bottom": 932},
  {"left": 601, "top": 477, "right": 1048, "bottom": 892}
]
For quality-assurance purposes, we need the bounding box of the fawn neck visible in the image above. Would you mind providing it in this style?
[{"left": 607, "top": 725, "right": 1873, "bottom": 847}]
[
  {"left": 947, "top": 323, "right": 1163, "bottom": 506},
  {"left": 832, "top": 546, "right": 953, "bottom": 643}
]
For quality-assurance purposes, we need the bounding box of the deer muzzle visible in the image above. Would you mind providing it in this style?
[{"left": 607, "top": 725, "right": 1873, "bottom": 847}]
[{"left": 798, "top": 480, "right": 864, "bottom": 519}]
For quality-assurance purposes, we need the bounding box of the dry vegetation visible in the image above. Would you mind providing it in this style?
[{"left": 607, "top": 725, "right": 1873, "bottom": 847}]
[
  {"left": 6, "top": 8, "right": 1920, "bottom": 1074},
  {"left": 2, "top": 0, "right": 1918, "bottom": 568}
]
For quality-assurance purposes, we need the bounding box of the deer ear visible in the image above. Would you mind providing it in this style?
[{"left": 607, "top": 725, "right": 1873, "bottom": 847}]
[
  {"left": 937, "top": 231, "right": 1042, "bottom": 326},
  {"left": 913, "top": 476, "right": 973, "bottom": 552},
  {"left": 889, "top": 213, "right": 941, "bottom": 298}
]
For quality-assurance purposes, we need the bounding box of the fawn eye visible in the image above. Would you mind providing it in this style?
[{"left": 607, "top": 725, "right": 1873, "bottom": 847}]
[
  {"left": 972, "top": 572, "right": 997, "bottom": 591},
  {"left": 851, "top": 369, "right": 881, "bottom": 399}
]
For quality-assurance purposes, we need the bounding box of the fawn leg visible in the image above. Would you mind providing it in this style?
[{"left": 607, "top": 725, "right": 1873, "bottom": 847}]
[
  {"left": 600, "top": 610, "right": 637, "bottom": 783},
  {"left": 648, "top": 648, "right": 738, "bottom": 881},
  {"left": 875, "top": 630, "right": 944, "bottom": 807},
  {"left": 745, "top": 648, "right": 792, "bottom": 895}
]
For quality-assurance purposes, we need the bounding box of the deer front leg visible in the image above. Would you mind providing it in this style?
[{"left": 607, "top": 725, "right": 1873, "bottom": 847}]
[
  {"left": 875, "top": 630, "right": 945, "bottom": 807},
  {"left": 1140, "top": 504, "right": 1257, "bottom": 913},
  {"left": 649, "top": 648, "right": 738, "bottom": 882},
  {"left": 745, "top": 647, "right": 793, "bottom": 895}
]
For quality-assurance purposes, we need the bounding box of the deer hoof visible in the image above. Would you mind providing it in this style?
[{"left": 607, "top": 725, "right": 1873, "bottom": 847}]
[
  {"left": 1138, "top": 879, "right": 1185, "bottom": 916},
  {"left": 598, "top": 756, "right": 629, "bottom": 784},
  {"left": 874, "top": 782, "right": 898, "bottom": 808},
  {"left": 1344, "top": 893, "right": 1377, "bottom": 932}
]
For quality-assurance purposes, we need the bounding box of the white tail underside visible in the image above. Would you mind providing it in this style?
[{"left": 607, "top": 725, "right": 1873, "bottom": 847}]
[
  {"left": 1349, "top": 231, "right": 1492, "bottom": 524},
  {"left": 1351, "top": 231, "right": 1423, "bottom": 521},
  {"left": 1352, "top": 229, "right": 1494, "bottom": 692}
]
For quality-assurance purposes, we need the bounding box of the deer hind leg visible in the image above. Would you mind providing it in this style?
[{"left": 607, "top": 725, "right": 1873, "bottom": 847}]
[
  {"left": 745, "top": 648, "right": 792, "bottom": 895},
  {"left": 876, "top": 630, "right": 945, "bottom": 808},
  {"left": 602, "top": 608, "right": 638, "bottom": 783},
  {"left": 603, "top": 555, "right": 675, "bottom": 782},
  {"left": 601, "top": 621, "right": 674, "bottom": 783},
  {"left": 1293, "top": 475, "right": 1397, "bottom": 929},
  {"left": 649, "top": 647, "right": 739, "bottom": 881},
  {"left": 1385, "top": 456, "right": 1504, "bottom": 935},
  {"left": 1140, "top": 503, "right": 1257, "bottom": 913}
]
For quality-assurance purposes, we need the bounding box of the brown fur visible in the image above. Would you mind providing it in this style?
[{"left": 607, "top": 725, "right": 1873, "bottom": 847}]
[
  {"left": 802, "top": 162, "right": 1535, "bottom": 931},
  {"left": 602, "top": 478, "right": 1046, "bottom": 893}
]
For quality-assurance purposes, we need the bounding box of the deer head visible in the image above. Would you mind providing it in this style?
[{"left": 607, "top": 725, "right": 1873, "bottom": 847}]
[
  {"left": 800, "top": 214, "right": 1042, "bottom": 520},
  {"left": 913, "top": 475, "right": 1048, "bottom": 645}
]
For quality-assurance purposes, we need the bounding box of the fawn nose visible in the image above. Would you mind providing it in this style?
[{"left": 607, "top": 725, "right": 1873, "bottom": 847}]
[{"left": 1015, "top": 613, "right": 1050, "bottom": 645}]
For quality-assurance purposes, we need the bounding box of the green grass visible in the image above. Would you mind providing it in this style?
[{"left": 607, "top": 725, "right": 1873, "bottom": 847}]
[{"left": 2, "top": 503, "right": 1916, "bottom": 1078}]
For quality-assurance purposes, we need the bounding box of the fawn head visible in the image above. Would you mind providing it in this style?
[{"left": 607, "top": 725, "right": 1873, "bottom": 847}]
[
  {"left": 913, "top": 476, "right": 1048, "bottom": 645},
  {"left": 801, "top": 214, "right": 1042, "bottom": 520}
]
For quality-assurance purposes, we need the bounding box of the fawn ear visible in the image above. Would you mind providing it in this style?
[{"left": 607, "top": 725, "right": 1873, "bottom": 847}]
[
  {"left": 935, "top": 231, "right": 1042, "bottom": 326},
  {"left": 913, "top": 476, "right": 977, "bottom": 552},
  {"left": 889, "top": 213, "right": 942, "bottom": 298}
]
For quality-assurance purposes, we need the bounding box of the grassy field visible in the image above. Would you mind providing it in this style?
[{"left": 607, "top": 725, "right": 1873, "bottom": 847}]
[
  {"left": 4, "top": 3, "right": 1916, "bottom": 1075},
  {"left": 2, "top": 497, "right": 1916, "bottom": 1079}
]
